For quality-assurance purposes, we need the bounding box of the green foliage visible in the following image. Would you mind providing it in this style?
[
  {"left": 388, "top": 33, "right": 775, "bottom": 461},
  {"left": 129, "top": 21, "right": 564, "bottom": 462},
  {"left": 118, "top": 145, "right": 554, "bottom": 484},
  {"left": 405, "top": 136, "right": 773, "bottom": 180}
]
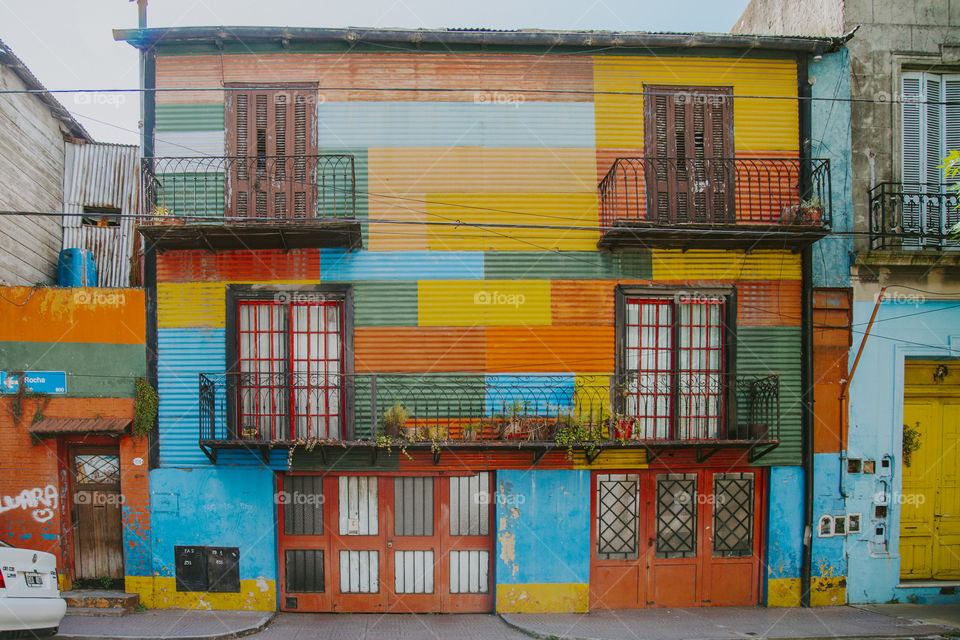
[
  {"left": 941, "top": 150, "right": 960, "bottom": 236},
  {"left": 133, "top": 378, "right": 159, "bottom": 439},
  {"left": 382, "top": 402, "right": 409, "bottom": 435},
  {"left": 902, "top": 422, "right": 922, "bottom": 468}
]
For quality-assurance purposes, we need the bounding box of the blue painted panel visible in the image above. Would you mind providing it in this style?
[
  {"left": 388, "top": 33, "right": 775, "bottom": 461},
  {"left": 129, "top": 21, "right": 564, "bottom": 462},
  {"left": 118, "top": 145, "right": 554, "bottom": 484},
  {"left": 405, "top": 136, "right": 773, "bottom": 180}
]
[
  {"left": 812, "top": 453, "right": 847, "bottom": 577},
  {"left": 767, "top": 466, "right": 804, "bottom": 581},
  {"left": 320, "top": 249, "right": 484, "bottom": 280},
  {"left": 149, "top": 467, "right": 277, "bottom": 580},
  {"left": 317, "top": 101, "right": 596, "bottom": 148},
  {"left": 485, "top": 375, "right": 575, "bottom": 417},
  {"left": 495, "top": 469, "right": 590, "bottom": 585},
  {"left": 810, "top": 50, "right": 853, "bottom": 288}
]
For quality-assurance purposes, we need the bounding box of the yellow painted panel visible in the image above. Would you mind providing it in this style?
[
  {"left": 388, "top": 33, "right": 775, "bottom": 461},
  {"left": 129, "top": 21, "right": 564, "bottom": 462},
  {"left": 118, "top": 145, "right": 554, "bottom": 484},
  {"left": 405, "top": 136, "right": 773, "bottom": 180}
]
[
  {"left": 418, "top": 280, "right": 551, "bottom": 327},
  {"left": 593, "top": 56, "right": 799, "bottom": 151},
  {"left": 810, "top": 576, "right": 846, "bottom": 607},
  {"left": 157, "top": 280, "right": 318, "bottom": 328},
  {"left": 426, "top": 192, "right": 598, "bottom": 251},
  {"left": 572, "top": 449, "right": 647, "bottom": 470},
  {"left": 767, "top": 578, "right": 802, "bottom": 607},
  {"left": 651, "top": 249, "right": 801, "bottom": 281},
  {"left": 125, "top": 576, "right": 276, "bottom": 611},
  {"left": 496, "top": 582, "right": 589, "bottom": 613}
]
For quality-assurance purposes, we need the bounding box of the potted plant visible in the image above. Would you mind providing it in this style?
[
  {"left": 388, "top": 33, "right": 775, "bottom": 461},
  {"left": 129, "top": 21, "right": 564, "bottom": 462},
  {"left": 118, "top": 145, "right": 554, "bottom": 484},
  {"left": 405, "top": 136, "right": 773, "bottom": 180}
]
[
  {"left": 241, "top": 423, "right": 259, "bottom": 440},
  {"left": 460, "top": 422, "right": 480, "bottom": 441},
  {"left": 799, "top": 196, "right": 824, "bottom": 223},
  {"left": 613, "top": 414, "right": 635, "bottom": 440},
  {"left": 382, "top": 402, "right": 408, "bottom": 438}
]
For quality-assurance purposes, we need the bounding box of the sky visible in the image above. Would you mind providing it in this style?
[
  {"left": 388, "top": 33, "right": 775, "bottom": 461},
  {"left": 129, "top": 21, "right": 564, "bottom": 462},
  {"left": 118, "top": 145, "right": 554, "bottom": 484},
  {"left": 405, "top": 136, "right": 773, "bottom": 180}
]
[{"left": 0, "top": 0, "right": 751, "bottom": 144}]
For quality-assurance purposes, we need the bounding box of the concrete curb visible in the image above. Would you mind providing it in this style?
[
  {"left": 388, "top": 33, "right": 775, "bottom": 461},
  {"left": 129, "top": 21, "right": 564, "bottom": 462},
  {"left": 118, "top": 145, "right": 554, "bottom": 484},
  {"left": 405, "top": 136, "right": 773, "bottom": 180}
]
[
  {"left": 498, "top": 612, "right": 957, "bottom": 640},
  {"left": 56, "top": 611, "right": 275, "bottom": 640}
]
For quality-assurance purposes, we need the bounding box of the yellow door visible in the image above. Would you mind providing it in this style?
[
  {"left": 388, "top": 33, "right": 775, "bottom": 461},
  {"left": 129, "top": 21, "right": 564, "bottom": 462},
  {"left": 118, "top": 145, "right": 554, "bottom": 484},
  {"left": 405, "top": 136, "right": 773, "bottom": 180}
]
[{"left": 901, "top": 362, "right": 960, "bottom": 581}]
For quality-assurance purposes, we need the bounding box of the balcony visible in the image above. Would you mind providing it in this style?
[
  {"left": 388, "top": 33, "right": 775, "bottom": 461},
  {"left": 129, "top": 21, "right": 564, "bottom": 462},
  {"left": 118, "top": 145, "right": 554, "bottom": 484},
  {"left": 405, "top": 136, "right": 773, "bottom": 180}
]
[
  {"left": 869, "top": 182, "right": 960, "bottom": 250},
  {"left": 138, "top": 155, "right": 360, "bottom": 251},
  {"left": 597, "top": 157, "right": 832, "bottom": 250},
  {"left": 197, "top": 372, "right": 780, "bottom": 464}
]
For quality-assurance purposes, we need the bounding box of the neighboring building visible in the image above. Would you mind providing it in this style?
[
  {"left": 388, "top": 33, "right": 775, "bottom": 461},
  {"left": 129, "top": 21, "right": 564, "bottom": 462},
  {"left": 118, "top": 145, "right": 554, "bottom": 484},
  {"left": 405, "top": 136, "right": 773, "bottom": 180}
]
[
  {"left": 0, "top": 38, "right": 91, "bottom": 285},
  {"left": 736, "top": 0, "right": 960, "bottom": 605},
  {"left": 115, "top": 26, "right": 841, "bottom": 612}
]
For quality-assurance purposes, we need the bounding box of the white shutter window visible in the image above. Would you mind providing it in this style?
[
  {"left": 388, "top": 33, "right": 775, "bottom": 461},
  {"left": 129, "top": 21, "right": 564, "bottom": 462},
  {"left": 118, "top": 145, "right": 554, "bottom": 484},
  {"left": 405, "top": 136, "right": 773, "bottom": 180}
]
[
  {"left": 943, "top": 76, "right": 960, "bottom": 242},
  {"left": 925, "top": 75, "right": 943, "bottom": 186},
  {"left": 901, "top": 73, "right": 923, "bottom": 187}
]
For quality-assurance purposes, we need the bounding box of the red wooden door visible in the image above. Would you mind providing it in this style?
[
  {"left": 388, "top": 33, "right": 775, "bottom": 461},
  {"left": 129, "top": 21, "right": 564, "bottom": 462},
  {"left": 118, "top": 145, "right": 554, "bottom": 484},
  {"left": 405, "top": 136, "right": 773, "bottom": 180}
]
[
  {"left": 442, "top": 473, "right": 495, "bottom": 613},
  {"left": 384, "top": 476, "right": 442, "bottom": 612},
  {"left": 589, "top": 468, "right": 764, "bottom": 609}
]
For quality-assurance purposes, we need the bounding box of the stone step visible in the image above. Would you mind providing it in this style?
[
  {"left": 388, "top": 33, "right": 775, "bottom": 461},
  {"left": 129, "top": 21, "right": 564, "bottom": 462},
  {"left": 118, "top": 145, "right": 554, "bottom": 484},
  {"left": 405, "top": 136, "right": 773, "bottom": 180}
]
[
  {"left": 62, "top": 590, "right": 139, "bottom": 612},
  {"left": 63, "top": 606, "right": 129, "bottom": 617}
]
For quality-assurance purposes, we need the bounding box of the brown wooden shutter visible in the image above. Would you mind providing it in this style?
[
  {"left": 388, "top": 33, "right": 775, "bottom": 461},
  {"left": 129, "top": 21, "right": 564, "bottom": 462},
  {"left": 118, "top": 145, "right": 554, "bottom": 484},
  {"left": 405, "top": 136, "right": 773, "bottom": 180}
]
[
  {"left": 645, "top": 86, "right": 734, "bottom": 223},
  {"left": 225, "top": 85, "right": 318, "bottom": 219}
]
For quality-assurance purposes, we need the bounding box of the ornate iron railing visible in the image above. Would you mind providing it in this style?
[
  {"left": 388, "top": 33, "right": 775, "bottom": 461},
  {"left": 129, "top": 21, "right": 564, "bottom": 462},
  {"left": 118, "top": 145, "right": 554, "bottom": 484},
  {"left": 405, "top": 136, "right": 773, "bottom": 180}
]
[
  {"left": 197, "top": 372, "right": 779, "bottom": 446},
  {"left": 598, "top": 157, "right": 831, "bottom": 228},
  {"left": 142, "top": 155, "right": 356, "bottom": 220},
  {"left": 868, "top": 182, "right": 960, "bottom": 250}
]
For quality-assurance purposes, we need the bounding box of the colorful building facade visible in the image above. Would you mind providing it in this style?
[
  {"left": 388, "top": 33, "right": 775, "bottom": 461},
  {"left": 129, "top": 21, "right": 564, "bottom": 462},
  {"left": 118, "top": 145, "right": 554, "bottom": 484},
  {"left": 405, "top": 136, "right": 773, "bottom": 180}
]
[{"left": 116, "top": 26, "right": 841, "bottom": 612}]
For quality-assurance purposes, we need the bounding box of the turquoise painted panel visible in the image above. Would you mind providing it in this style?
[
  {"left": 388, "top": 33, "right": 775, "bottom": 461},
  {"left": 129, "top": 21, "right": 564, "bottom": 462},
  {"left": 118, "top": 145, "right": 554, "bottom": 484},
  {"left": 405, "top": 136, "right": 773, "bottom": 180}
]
[
  {"left": 316, "top": 102, "right": 596, "bottom": 148},
  {"left": 320, "top": 249, "right": 484, "bottom": 280},
  {"left": 812, "top": 453, "right": 847, "bottom": 579},
  {"left": 156, "top": 104, "right": 225, "bottom": 132},
  {"left": 767, "top": 466, "right": 804, "bottom": 582},
  {"left": 495, "top": 469, "right": 590, "bottom": 585},
  {"left": 154, "top": 131, "right": 225, "bottom": 158},
  {"left": 485, "top": 374, "right": 575, "bottom": 417},
  {"left": 149, "top": 467, "right": 277, "bottom": 580}
]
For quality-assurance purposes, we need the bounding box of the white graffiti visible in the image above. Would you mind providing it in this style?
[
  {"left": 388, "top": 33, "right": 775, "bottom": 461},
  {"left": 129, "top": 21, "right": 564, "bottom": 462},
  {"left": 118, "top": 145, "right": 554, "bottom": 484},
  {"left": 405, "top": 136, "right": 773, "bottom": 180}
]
[{"left": 0, "top": 486, "right": 58, "bottom": 523}]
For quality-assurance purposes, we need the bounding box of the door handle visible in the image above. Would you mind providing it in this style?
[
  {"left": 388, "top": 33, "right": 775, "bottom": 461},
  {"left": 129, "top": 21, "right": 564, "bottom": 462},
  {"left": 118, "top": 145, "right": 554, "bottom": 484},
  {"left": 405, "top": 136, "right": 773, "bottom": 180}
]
[{"left": 387, "top": 540, "right": 393, "bottom": 549}]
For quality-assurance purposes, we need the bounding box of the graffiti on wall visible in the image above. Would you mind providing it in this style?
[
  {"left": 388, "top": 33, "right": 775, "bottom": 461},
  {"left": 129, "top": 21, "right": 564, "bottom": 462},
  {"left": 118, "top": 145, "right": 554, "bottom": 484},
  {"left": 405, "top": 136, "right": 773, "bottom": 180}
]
[{"left": 0, "top": 485, "right": 58, "bottom": 522}]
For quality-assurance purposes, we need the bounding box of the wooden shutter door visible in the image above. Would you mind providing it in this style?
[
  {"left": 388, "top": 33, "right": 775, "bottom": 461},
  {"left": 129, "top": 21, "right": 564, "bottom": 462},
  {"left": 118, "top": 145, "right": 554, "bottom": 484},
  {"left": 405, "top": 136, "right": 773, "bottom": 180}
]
[
  {"left": 645, "top": 87, "right": 733, "bottom": 223},
  {"left": 226, "top": 86, "right": 317, "bottom": 219}
]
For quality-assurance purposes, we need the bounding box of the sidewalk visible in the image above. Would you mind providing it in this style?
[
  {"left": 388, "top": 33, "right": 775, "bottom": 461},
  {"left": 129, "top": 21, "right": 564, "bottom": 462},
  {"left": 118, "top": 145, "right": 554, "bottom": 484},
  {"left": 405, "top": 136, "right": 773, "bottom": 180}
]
[
  {"left": 56, "top": 609, "right": 273, "bottom": 640},
  {"left": 500, "top": 605, "right": 960, "bottom": 640}
]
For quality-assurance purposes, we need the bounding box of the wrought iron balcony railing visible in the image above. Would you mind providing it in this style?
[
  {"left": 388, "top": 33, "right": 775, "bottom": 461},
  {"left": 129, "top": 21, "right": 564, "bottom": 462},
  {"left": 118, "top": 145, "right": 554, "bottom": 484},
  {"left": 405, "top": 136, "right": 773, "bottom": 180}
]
[
  {"left": 142, "top": 155, "right": 356, "bottom": 220},
  {"left": 198, "top": 372, "right": 779, "bottom": 448},
  {"left": 598, "top": 157, "right": 832, "bottom": 229},
  {"left": 869, "top": 182, "right": 960, "bottom": 250}
]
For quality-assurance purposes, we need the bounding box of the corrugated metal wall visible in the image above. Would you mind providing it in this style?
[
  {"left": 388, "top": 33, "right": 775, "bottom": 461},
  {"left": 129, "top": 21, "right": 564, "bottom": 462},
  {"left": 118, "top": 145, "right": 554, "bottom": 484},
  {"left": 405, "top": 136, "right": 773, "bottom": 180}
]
[
  {"left": 62, "top": 142, "right": 139, "bottom": 287},
  {"left": 152, "top": 48, "right": 806, "bottom": 468}
]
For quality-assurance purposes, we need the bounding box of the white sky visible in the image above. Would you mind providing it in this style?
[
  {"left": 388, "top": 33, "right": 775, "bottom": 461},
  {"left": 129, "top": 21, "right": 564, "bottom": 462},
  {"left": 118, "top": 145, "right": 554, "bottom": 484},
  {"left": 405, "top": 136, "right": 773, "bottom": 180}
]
[{"left": 0, "top": 0, "right": 751, "bottom": 145}]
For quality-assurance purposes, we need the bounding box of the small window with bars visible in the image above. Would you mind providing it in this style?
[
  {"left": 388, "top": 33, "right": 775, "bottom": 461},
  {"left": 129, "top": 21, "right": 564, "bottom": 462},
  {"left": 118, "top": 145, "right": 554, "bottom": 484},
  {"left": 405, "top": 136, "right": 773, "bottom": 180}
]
[
  {"left": 621, "top": 294, "right": 728, "bottom": 440},
  {"left": 236, "top": 297, "right": 343, "bottom": 440}
]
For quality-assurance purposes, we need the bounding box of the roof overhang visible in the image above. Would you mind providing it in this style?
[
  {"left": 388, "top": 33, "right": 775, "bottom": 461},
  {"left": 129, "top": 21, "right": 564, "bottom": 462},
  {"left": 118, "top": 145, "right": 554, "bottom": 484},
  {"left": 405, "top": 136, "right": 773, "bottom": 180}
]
[
  {"left": 30, "top": 417, "right": 131, "bottom": 438},
  {"left": 113, "top": 26, "right": 842, "bottom": 55},
  {"left": 598, "top": 222, "right": 831, "bottom": 251},
  {"left": 138, "top": 221, "right": 362, "bottom": 252}
]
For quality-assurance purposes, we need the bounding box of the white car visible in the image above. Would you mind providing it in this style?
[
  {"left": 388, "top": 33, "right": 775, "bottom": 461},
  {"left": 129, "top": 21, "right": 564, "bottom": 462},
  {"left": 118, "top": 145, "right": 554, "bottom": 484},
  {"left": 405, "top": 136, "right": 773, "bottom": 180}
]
[{"left": 0, "top": 540, "right": 65, "bottom": 637}]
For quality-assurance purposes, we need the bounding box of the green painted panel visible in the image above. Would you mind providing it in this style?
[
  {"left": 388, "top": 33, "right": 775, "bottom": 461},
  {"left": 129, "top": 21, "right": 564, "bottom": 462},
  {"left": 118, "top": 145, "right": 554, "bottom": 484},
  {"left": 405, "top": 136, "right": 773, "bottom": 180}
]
[
  {"left": 0, "top": 341, "right": 146, "bottom": 398},
  {"left": 737, "top": 326, "right": 802, "bottom": 467},
  {"left": 352, "top": 374, "right": 486, "bottom": 439},
  {"left": 352, "top": 281, "right": 418, "bottom": 327},
  {"left": 483, "top": 250, "right": 651, "bottom": 280},
  {"left": 319, "top": 148, "right": 367, "bottom": 241},
  {"left": 156, "top": 172, "right": 225, "bottom": 218},
  {"left": 156, "top": 104, "right": 225, "bottom": 132}
]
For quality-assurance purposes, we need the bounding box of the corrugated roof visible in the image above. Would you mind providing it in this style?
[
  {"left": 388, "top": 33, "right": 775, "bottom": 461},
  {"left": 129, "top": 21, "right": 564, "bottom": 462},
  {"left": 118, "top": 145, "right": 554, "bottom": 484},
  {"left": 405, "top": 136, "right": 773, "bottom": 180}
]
[
  {"left": 29, "top": 417, "right": 131, "bottom": 437},
  {"left": 0, "top": 38, "right": 92, "bottom": 141},
  {"left": 113, "top": 26, "right": 844, "bottom": 54}
]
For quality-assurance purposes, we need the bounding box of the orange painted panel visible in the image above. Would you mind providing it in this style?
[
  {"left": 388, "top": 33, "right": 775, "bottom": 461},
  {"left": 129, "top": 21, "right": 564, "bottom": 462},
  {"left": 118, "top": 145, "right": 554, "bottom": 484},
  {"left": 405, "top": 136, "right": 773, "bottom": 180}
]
[
  {"left": 396, "top": 449, "right": 585, "bottom": 471},
  {"left": 0, "top": 288, "right": 144, "bottom": 344},
  {"left": 157, "top": 53, "right": 594, "bottom": 104},
  {"left": 551, "top": 281, "right": 616, "bottom": 326},
  {"left": 156, "top": 249, "right": 321, "bottom": 283},
  {"left": 485, "top": 326, "right": 614, "bottom": 373},
  {"left": 736, "top": 280, "right": 801, "bottom": 327},
  {"left": 709, "top": 562, "right": 755, "bottom": 605},
  {"left": 355, "top": 327, "right": 485, "bottom": 373}
]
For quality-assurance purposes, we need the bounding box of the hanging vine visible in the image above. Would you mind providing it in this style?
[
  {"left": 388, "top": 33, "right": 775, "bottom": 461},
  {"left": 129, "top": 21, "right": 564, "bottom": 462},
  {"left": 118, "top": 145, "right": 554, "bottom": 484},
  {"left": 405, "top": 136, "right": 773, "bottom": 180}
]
[
  {"left": 133, "top": 378, "right": 159, "bottom": 438},
  {"left": 4, "top": 372, "right": 49, "bottom": 427}
]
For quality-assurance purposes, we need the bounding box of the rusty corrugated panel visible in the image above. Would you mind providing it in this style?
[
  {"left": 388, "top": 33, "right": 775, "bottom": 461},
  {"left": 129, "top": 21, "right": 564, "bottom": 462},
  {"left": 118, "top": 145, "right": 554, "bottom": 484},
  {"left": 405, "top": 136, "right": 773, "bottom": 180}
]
[
  {"left": 551, "top": 280, "right": 617, "bottom": 326},
  {"left": 354, "top": 327, "right": 486, "bottom": 373},
  {"left": 485, "top": 326, "right": 615, "bottom": 373},
  {"left": 156, "top": 249, "right": 321, "bottom": 282},
  {"left": 62, "top": 142, "right": 139, "bottom": 287},
  {"left": 737, "top": 280, "right": 802, "bottom": 327},
  {"left": 813, "top": 287, "right": 852, "bottom": 348}
]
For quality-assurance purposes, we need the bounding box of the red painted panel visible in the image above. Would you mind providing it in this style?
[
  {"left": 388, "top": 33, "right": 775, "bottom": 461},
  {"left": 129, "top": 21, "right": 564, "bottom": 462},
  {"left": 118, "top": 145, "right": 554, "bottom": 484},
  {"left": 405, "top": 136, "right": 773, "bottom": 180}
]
[
  {"left": 156, "top": 249, "right": 320, "bottom": 283},
  {"left": 737, "top": 280, "right": 802, "bottom": 327}
]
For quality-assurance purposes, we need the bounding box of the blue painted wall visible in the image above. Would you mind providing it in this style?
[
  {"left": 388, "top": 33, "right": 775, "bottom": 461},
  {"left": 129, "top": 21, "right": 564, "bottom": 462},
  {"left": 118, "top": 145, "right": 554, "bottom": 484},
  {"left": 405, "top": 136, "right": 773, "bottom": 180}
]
[
  {"left": 846, "top": 299, "right": 960, "bottom": 603},
  {"left": 812, "top": 453, "right": 847, "bottom": 579},
  {"left": 810, "top": 49, "right": 853, "bottom": 289},
  {"left": 495, "top": 469, "right": 590, "bottom": 586},
  {"left": 766, "top": 466, "right": 805, "bottom": 586},
  {"left": 149, "top": 467, "right": 277, "bottom": 581}
]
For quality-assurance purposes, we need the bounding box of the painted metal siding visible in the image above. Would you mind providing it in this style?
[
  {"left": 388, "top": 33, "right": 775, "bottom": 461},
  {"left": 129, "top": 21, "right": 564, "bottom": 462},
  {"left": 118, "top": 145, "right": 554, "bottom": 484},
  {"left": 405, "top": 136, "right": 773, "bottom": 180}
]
[{"left": 62, "top": 142, "right": 139, "bottom": 287}]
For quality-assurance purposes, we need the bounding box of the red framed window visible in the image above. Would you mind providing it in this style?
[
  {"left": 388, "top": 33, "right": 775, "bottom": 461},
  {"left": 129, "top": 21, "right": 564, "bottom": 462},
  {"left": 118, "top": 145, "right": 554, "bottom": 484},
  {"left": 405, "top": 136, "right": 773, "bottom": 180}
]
[
  {"left": 624, "top": 296, "right": 726, "bottom": 440},
  {"left": 237, "top": 299, "right": 343, "bottom": 440}
]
